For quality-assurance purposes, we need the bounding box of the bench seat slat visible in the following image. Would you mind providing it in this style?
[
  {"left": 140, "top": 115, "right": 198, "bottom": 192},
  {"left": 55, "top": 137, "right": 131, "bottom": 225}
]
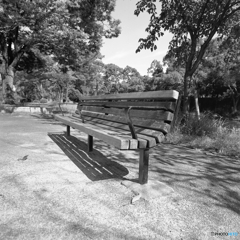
[
  {"left": 136, "top": 128, "right": 165, "bottom": 144},
  {"left": 81, "top": 117, "right": 158, "bottom": 148},
  {"left": 60, "top": 115, "right": 161, "bottom": 148},
  {"left": 80, "top": 106, "right": 173, "bottom": 122},
  {"left": 78, "top": 101, "right": 176, "bottom": 112},
  {"left": 71, "top": 115, "right": 155, "bottom": 148},
  {"left": 81, "top": 116, "right": 168, "bottom": 147},
  {"left": 55, "top": 115, "right": 139, "bottom": 150},
  {"left": 84, "top": 119, "right": 150, "bottom": 148},
  {"left": 73, "top": 113, "right": 166, "bottom": 144}
]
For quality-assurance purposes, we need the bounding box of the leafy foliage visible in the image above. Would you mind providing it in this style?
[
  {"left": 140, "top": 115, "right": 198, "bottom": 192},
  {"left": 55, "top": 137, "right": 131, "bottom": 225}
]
[
  {"left": 193, "top": 37, "right": 240, "bottom": 113},
  {"left": 135, "top": 0, "right": 240, "bottom": 113},
  {"left": 0, "top": 0, "right": 121, "bottom": 102},
  {"left": 102, "top": 63, "right": 123, "bottom": 93}
]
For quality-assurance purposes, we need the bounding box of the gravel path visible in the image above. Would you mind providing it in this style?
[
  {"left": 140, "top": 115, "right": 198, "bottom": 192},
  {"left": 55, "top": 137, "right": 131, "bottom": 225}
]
[{"left": 0, "top": 113, "right": 239, "bottom": 240}]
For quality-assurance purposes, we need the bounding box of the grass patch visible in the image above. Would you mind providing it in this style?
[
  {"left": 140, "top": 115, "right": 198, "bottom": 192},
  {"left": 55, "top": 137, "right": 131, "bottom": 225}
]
[{"left": 167, "top": 112, "right": 240, "bottom": 157}]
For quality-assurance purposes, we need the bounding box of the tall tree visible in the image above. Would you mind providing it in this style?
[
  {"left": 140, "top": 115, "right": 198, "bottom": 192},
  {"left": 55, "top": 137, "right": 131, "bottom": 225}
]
[
  {"left": 0, "top": 0, "right": 120, "bottom": 103},
  {"left": 219, "top": 32, "right": 240, "bottom": 113},
  {"left": 122, "top": 66, "right": 144, "bottom": 92},
  {"left": 135, "top": 0, "right": 240, "bottom": 114},
  {"left": 194, "top": 37, "right": 240, "bottom": 114},
  {"left": 76, "top": 60, "right": 106, "bottom": 96},
  {"left": 147, "top": 60, "right": 163, "bottom": 77},
  {"left": 102, "top": 63, "right": 123, "bottom": 93}
]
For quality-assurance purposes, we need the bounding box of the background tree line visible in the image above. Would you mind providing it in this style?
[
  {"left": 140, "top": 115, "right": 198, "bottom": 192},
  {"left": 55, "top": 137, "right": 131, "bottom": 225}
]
[{"left": 1, "top": 0, "right": 240, "bottom": 118}]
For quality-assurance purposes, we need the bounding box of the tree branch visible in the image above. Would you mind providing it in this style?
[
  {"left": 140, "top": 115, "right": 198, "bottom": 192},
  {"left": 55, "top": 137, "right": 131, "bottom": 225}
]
[
  {"left": 189, "top": 0, "right": 235, "bottom": 75},
  {"left": 196, "top": 0, "right": 210, "bottom": 30},
  {"left": 224, "top": 5, "right": 240, "bottom": 20}
]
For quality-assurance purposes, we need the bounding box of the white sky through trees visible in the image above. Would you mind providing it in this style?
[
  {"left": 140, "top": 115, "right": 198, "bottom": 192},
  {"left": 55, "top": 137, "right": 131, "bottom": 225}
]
[{"left": 101, "top": 0, "right": 172, "bottom": 75}]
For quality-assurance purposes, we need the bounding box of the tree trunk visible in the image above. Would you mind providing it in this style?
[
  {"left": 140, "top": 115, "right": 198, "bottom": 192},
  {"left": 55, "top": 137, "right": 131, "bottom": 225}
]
[
  {"left": 60, "top": 90, "right": 63, "bottom": 103},
  {"left": 2, "top": 66, "right": 15, "bottom": 103},
  {"left": 194, "top": 89, "right": 200, "bottom": 120},
  {"left": 228, "top": 86, "right": 239, "bottom": 114},
  {"left": 193, "top": 78, "right": 200, "bottom": 120},
  {"left": 66, "top": 82, "right": 69, "bottom": 102},
  {"left": 0, "top": 74, "right": 2, "bottom": 103},
  {"left": 231, "top": 94, "right": 239, "bottom": 114},
  {"left": 183, "top": 73, "right": 190, "bottom": 115},
  {"left": 95, "top": 81, "right": 98, "bottom": 96}
]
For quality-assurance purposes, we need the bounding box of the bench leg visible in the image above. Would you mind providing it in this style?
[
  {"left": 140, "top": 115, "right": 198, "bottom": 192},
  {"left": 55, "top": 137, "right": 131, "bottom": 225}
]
[
  {"left": 67, "top": 125, "right": 70, "bottom": 136},
  {"left": 88, "top": 135, "right": 93, "bottom": 152},
  {"left": 139, "top": 149, "right": 149, "bottom": 184}
]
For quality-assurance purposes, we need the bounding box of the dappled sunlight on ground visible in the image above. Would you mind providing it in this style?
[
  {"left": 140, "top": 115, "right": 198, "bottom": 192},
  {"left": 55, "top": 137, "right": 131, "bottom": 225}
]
[{"left": 0, "top": 113, "right": 239, "bottom": 240}]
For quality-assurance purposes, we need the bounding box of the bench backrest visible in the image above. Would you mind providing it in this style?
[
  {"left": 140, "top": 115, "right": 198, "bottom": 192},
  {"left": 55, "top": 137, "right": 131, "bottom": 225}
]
[{"left": 77, "top": 90, "right": 179, "bottom": 141}]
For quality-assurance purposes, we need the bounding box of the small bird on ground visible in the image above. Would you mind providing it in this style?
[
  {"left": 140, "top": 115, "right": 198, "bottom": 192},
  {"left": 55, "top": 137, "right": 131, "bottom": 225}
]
[{"left": 17, "top": 155, "right": 28, "bottom": 161}]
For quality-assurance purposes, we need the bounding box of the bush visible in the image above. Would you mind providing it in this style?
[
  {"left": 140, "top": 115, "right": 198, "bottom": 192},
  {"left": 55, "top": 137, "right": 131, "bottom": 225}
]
[
  {"left": 180, "top": 112, "right": 225, "bottom": 136},
  {"left": 212, "top": 127, "right": 240, "bottom": 156},
  {"left": 167, "top": 112, "right": 240, "bottom": 157}
]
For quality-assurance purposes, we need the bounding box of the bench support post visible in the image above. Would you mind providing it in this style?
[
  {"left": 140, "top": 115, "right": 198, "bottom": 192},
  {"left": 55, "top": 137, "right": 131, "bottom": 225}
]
[
  {"left": 139, "top": 149, "right": 149, "bottom": 184},
  {"left": 67, "top": 125, "right": 70, "bottom": 136},
  {"left": 88, "top": 135, "right": 93, "bottom": 152}
]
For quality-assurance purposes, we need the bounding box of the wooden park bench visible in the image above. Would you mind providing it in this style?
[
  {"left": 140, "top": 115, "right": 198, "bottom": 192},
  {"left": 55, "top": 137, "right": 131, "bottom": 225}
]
[{"left": 54, "top": 90, "right": 180, "bottom": 184}]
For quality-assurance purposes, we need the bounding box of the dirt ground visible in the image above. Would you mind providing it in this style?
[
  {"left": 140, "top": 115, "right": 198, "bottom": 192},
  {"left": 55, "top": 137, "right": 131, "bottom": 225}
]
[{"left": 0, "top": 113, "right": 239, "bottom": 240}]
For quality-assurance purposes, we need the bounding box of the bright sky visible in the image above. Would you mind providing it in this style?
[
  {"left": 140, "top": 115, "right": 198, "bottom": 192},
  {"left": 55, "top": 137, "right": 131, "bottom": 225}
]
[{"left": 101, "top": 0, "right": 173, "bottom": 76}]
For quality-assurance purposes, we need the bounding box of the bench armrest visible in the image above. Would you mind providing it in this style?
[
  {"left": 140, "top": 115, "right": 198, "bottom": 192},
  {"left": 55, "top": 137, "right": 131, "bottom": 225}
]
[{"left": 124, "top": 106, "right": 138, "bottom": 140}]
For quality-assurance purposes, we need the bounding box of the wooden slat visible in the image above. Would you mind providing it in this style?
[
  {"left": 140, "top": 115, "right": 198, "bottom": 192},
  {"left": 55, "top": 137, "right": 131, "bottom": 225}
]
[
  {"left": 73, "top": 112, "right": 169, "bottom": 140},
  {"left": 73, "top": 113, "right": 167, "bottom": 143},
  {"left": 78, "top": 101, "right": 177, "bottom": 112},
  {"left": 64, "top": 115, "right": 160, "bottom": 148},
  {"left": 90, "top": 117, "right": 168, "bottom": 143},
  {"left": 55, "top": 115, "right": 135, "bottom": 150},
  {"left": 72, "top": 114, "right": 81, "bottom": 120},
  {"left": 79, "top": 90, "right": 179, "bottom": 101},
  {"left": 81, "top": 116, "right": 168, "bottom": 147},
  {"left": 80, "top": 106, "right": 173, "bottom": 122},
  {"left": 81, "top": 117, "right": 151, "bottom": 148},
  {"left": 135, "top": 128, "right": 165, "bottom": 144},
  {"left": 81, "top": 112, "right": 171, "bottom": 134}
]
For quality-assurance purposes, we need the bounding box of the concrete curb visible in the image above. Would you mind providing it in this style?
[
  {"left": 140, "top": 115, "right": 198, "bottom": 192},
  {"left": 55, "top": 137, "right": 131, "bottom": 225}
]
[{"left": 0, "top": 103, "right": 77, "bottom": 114}]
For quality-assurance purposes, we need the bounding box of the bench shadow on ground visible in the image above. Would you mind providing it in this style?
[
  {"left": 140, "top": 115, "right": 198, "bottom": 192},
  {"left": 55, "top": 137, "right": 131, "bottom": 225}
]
[
  {"left": 150, "top": 144, "right": 240, "bottom": 215},
  {"left": 38, "top": 114, "right": 240, "bottom": 215},
  {"left": 48, "top": 133, "right": 129, "bottom": 182}
]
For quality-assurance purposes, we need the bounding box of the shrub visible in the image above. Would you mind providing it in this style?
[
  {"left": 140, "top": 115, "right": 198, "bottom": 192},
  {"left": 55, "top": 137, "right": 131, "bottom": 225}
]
[
  {"left": 167, "top": 115, "right": 240, "bottom": 157},
  {"left": 212, "top": 127, "right": 240, "bottom": 156},
  {"left": 180, "top": 112, "right": 225, "bottom": 137}
]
